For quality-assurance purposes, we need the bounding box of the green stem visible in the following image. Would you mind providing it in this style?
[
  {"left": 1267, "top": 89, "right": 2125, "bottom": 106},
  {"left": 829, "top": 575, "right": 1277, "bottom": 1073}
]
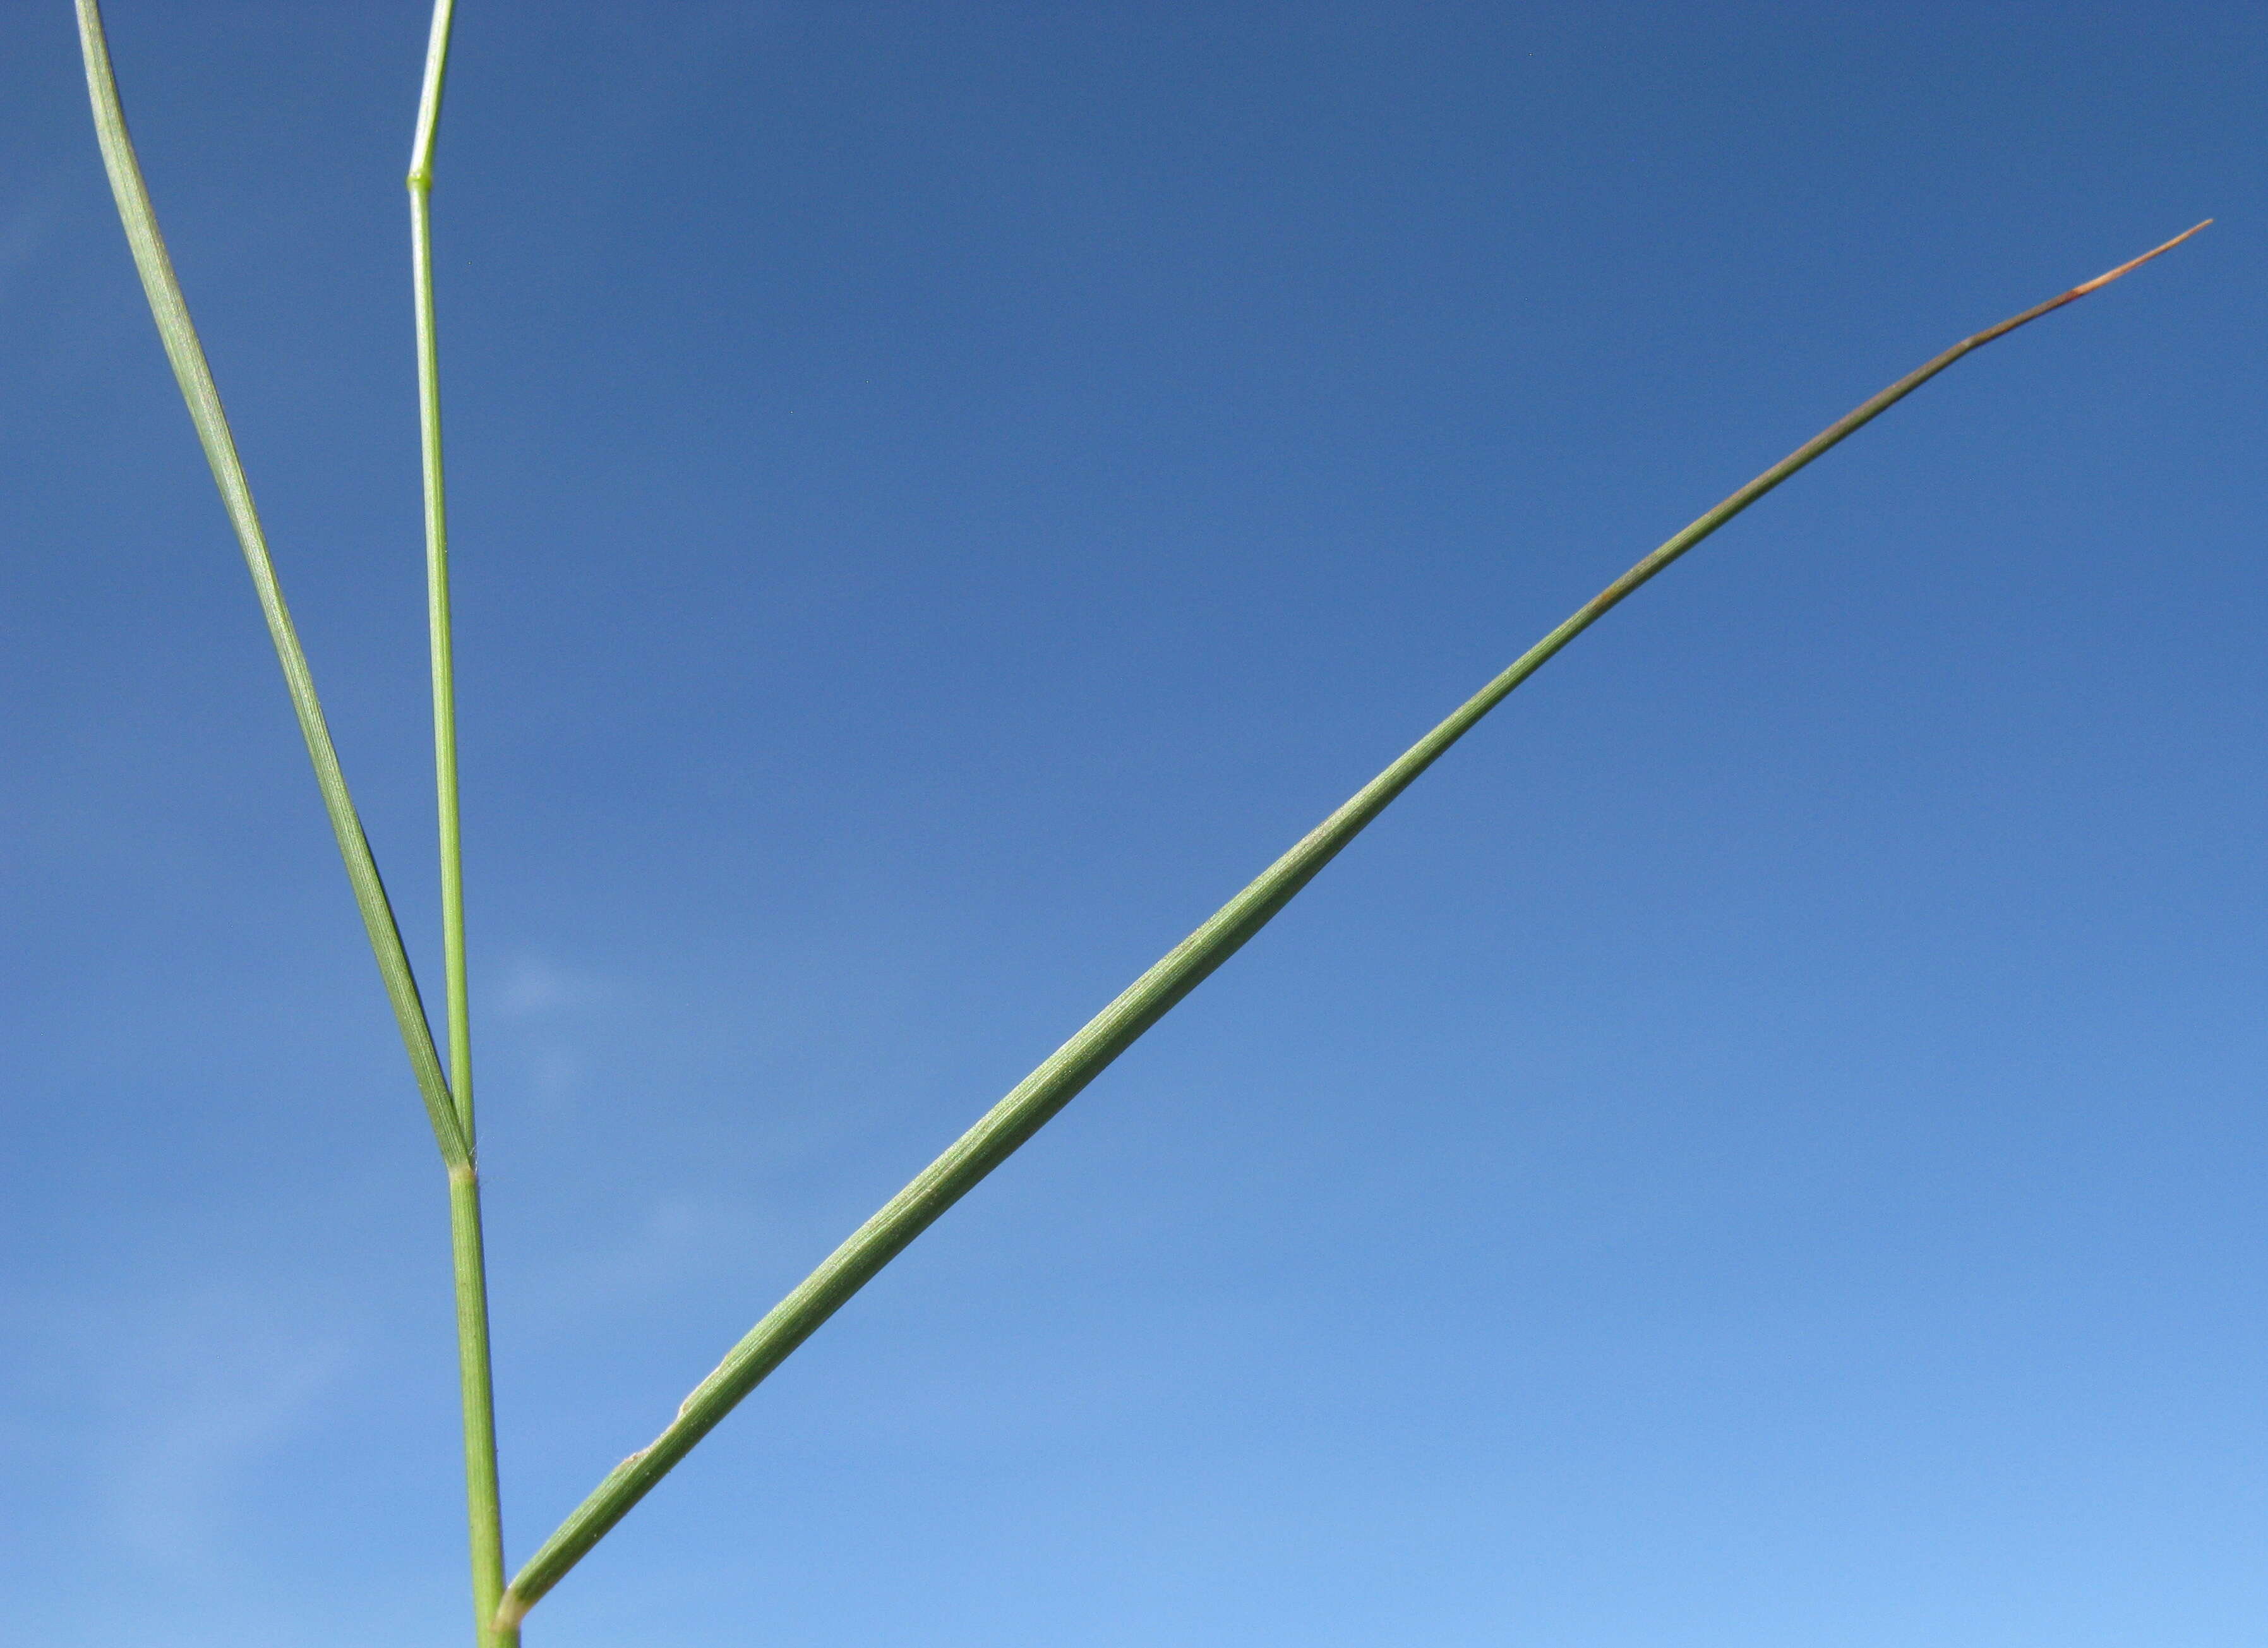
[
  {"left": 76, "top": 0, "right": 509, "bottom": 1636},
  {"left": 496, "top": 221, "right": 2205, "bottom": 1628},
  {"left": 448, "top": 1165, "right": 510, "bottom": 1648},
  {"left": 73, "top": 0, "right": 467, "bottom": 1170},
  {"left": 409, "top": 4, "right": 512, "bottom": 1644},
  {"left": 414, "top": 9, "right": 472, "bottom": 1152}
]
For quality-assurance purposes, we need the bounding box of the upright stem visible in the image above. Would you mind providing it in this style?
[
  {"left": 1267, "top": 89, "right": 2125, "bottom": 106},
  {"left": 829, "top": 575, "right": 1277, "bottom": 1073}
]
[
  {"left": 414, "top": 20, "right": 472, "bottom": 1158},
  {"left": 447, "top": 1166, "right": 510, "bottom": 1648},
  {"left": 409, "top": 4, "right": 511, "bottom": 1644}
]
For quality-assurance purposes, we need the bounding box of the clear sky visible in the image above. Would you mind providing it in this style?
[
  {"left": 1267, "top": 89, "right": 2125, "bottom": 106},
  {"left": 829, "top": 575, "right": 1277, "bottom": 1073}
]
[{"left": 1, "top": 3, "right": 2261, "bottom": 1644}]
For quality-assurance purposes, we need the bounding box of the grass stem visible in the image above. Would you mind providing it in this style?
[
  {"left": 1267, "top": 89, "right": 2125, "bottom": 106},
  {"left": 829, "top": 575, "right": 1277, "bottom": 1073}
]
[
  {"left": 407, "top": 4, "right": 512, "bottom": 1643},
  {"left": 448, "top": 1165, "right": 510, "bottom": 1647},
  {"left": 76, "top": 3, "right": 512, "bottom": 1637},
  {"left": 414, "top": 16, "right": 470, "bottom": 1145},
  {"left": 498, "top": 220, "right": 2205, "bottom": 1627}
]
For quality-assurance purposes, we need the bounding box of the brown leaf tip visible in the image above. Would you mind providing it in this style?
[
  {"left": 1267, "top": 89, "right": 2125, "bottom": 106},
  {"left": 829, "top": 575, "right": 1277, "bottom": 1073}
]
[{"left": 2070, "top": 219, "right": 2212, "bottom": 299}]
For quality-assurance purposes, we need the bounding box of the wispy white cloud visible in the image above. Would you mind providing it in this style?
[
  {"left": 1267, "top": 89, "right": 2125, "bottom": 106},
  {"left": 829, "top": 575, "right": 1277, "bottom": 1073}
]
[
  {"left": 489, "top": 951, "right": 625, "bottom": 1110},
  {"left": 495, "top": 953, "right": 615, "bottom": 1018},
  {"left": 527, "top": 1193, "right": 777, "bottom": 1321},
  {"left": 0, "top": 172, "right": 66, "bottom": 310},
  {"left": 95, "top": 1289, "right": 354, "bottom": 1574}
]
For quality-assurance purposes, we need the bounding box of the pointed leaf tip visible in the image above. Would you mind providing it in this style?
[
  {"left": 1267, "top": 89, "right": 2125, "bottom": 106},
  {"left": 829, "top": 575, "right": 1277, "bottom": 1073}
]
[{"left": 2070, "top": 219, "right": 2211, "bottom": 299}]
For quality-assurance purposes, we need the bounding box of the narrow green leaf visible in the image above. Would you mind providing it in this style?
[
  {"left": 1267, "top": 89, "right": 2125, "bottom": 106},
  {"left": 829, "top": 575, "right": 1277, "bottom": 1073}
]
[
  {"left": 74, "top": 0, "right": 468, "bottom": 1171},
  {"left": 498, "top": 224, "right": 2208, "bottom": 1627}
]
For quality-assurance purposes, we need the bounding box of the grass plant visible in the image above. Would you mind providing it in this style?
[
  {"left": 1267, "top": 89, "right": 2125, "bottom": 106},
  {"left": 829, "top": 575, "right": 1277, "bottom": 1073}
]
[{"left": 71, "top": 1, "right": 2205, "bottom": 1640}]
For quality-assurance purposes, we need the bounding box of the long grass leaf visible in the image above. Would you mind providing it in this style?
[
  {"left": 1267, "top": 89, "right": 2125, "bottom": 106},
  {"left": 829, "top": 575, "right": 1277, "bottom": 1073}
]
[
  {"left": 75, "top": 0, "right": 468, "bottom": 1170},
  {"left": 498, "top": 224, "right": 2207, "bottom": 1625}
]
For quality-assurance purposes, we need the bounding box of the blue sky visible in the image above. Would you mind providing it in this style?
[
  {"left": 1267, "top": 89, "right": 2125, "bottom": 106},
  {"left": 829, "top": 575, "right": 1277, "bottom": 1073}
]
[{"left": 1, "top": 2, "right": 2262, "bottom": 1643}]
